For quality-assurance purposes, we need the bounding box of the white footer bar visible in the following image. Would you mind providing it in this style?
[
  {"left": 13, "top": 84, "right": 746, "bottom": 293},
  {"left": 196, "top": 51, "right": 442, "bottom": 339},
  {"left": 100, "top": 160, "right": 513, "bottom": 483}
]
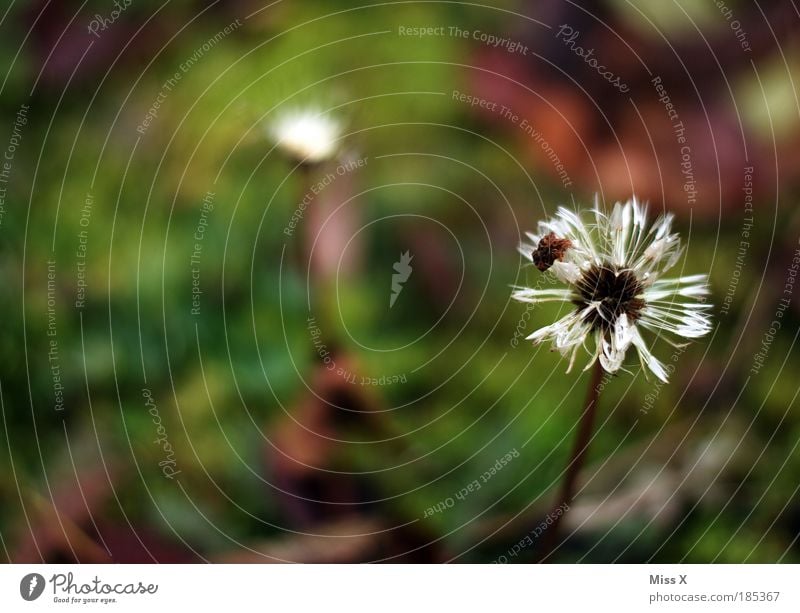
[{"left": 1, "top": 564, "right": 797, "bottom": 612}]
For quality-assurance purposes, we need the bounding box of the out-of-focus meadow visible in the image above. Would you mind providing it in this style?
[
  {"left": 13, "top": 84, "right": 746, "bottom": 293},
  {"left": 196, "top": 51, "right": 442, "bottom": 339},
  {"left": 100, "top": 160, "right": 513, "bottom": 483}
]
[{"left": 1, "top": 0, "right": 799, "bottom": 563}]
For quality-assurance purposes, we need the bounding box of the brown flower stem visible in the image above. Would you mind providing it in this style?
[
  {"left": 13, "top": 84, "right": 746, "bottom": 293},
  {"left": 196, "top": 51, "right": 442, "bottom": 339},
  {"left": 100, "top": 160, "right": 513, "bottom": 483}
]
[
  {"left": 290, "top": 163, "right": 313, "bottom": 271},
  {"left": 538, "top": 359, "right": 604, "bottom": 562}
]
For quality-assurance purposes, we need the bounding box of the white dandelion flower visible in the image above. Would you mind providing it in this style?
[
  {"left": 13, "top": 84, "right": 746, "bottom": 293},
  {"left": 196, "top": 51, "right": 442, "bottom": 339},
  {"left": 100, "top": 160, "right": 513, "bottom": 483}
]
[
  {"left": 512, "top": 196, "right": 712, "bottom": 383},
  {"left": 269, "top": 109, "right": 341, "bottom": 164}
]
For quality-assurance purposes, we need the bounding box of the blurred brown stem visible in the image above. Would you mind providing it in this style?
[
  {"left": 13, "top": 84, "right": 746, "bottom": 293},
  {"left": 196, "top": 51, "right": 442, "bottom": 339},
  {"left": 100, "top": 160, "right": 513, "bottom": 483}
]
[
  {"left": 290, "top": 163, "right": 313, "bottom": 271},
  {"left": 538, "top": 360, "right": 604, "bottom": 562}
]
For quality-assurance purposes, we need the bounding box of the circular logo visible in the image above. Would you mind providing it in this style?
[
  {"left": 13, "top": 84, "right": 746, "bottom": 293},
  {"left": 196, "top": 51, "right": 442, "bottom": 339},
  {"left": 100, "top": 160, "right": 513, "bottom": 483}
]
[{"left": 20, "top": 573, "right": 45, "bottom": 601}]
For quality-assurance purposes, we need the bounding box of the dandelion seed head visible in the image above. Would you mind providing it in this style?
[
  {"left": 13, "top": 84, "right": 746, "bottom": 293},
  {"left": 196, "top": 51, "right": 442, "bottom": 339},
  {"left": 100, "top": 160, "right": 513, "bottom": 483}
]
[{"left": 512, "top": 197, "right": 712, "bottom": 382}]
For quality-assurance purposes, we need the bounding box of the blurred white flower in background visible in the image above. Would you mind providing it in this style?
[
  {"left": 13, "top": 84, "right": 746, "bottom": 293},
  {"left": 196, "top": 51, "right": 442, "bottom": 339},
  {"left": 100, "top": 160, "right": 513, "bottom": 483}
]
[
  {"left": 269, "top": 109, "right": 341, "bottom": 164},
  {"left": 512, "top": 197, "right": 712, "bottom": 382}
]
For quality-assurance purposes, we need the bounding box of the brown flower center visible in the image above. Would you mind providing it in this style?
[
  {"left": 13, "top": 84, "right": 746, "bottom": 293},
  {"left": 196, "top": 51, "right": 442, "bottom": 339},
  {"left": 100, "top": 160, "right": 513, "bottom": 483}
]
[{"left": 573, "top": 265, "right": 645, "bottom": 330}]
